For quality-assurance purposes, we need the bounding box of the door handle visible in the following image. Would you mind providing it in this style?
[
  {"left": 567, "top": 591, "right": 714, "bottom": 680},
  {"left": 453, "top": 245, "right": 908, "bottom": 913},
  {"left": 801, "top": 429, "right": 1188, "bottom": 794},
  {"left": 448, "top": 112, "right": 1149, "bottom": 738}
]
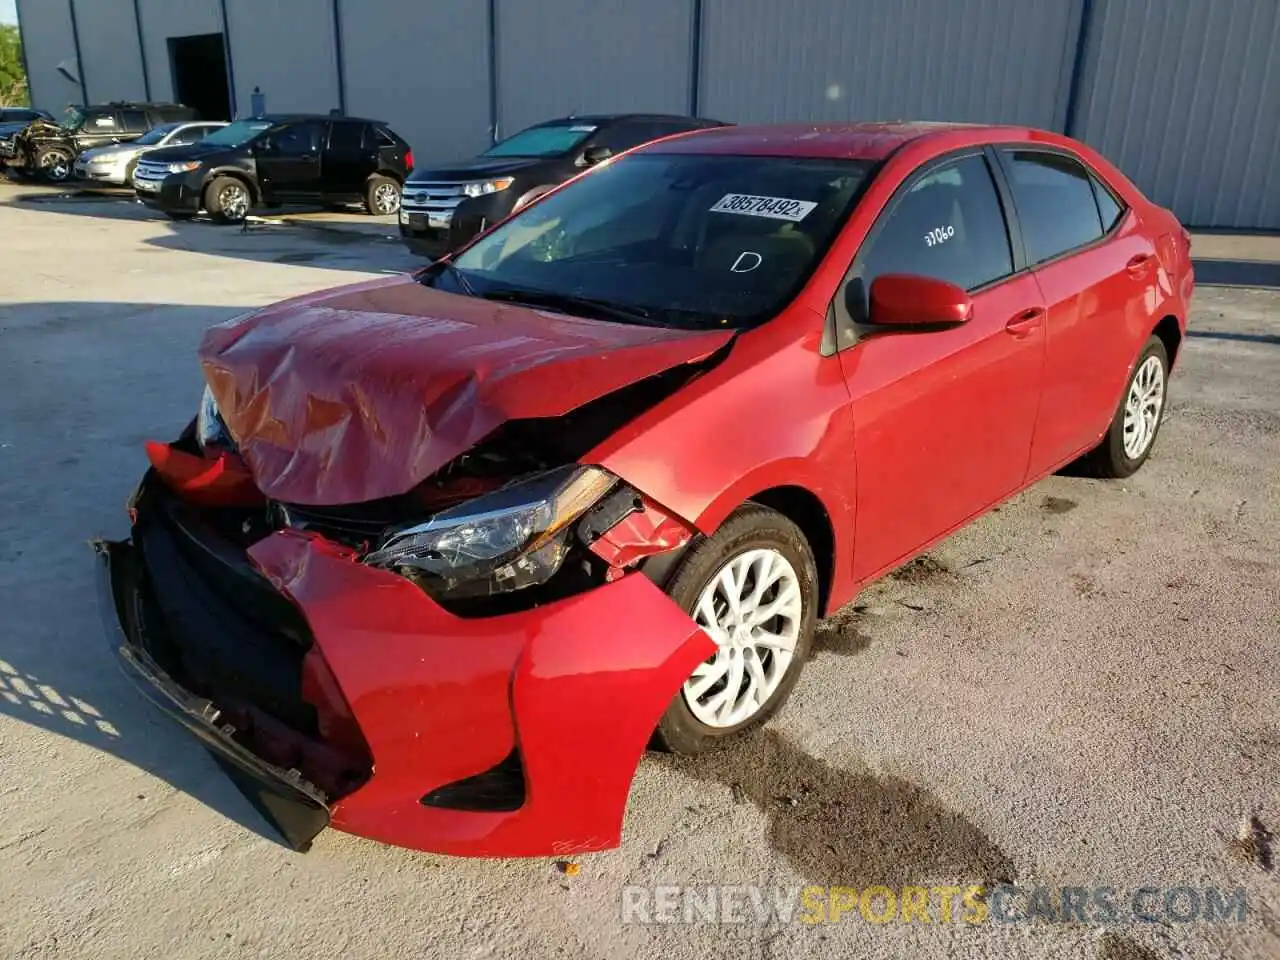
[
  {"left": 1005, "top": 307, "right": 1045, "bottom": 338},
  {"left": 1126, "top": 252, "right": 1155, "bottom": 275}
]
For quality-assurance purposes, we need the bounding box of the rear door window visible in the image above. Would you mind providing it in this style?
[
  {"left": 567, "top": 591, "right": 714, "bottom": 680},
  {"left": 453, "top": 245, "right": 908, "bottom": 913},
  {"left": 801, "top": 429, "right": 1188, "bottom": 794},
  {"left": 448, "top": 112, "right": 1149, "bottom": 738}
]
[
  {"left": 327, "top": 121, "right": 365, "bottom": 155},
  {"left": 1000, "top": 150, "right": 1104, "bottom": 263},
  {"left": 121, "top": 110, "right": 150, "bottom": 133},
  {"left": 854, "top": 153, "right": 1015, "bottom": 295},
  {"left": 1092, "top": 176, "right": 1126, "bottom": 232}
]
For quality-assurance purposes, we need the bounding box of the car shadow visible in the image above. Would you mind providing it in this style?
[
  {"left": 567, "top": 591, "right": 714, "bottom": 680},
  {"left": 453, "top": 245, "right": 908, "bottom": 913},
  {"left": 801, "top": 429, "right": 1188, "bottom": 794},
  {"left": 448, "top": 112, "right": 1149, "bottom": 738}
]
[
  {"left": 1, "top": 184, "right": 419, "bottom": 274},
  {"left": 0, "top": 301, "right": 342, "bottom": 848}
]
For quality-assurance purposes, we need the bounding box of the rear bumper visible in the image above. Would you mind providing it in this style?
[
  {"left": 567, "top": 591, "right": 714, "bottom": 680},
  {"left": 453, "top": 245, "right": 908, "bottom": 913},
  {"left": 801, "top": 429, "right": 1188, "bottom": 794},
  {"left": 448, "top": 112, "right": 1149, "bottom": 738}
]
[{"left": 98, "top": 468, "right": 713, "bottom": 857}]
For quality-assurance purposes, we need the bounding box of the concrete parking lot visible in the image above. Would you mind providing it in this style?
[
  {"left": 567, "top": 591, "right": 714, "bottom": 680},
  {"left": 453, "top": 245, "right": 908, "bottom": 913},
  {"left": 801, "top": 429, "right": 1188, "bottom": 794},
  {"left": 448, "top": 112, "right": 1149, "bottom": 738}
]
[{"left": 0, "top": 185, "right": 1276, "bottom": 960}]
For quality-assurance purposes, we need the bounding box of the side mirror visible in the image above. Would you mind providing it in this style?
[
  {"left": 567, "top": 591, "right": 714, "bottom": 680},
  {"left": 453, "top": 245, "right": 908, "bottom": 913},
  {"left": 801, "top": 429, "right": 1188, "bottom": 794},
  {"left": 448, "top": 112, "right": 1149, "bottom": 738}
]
[
  {"left": 581, "top": 145, "right": 612, "bottom": 166},
  {"left": 866, "top": 274, "right": 972, "bottom": 328}
]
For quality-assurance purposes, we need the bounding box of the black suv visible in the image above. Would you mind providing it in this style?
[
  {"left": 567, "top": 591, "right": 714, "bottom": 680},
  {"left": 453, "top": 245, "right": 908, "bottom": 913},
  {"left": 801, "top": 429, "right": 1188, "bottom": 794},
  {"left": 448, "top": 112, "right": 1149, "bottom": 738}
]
[
  {"left": 399, "top": 113, "right": 727, "bottom": 258},
  {"left": 8, "top": 102, "right": 200, "bottom": 182},
  {"left": 134, "top": 114, "right": 412, "bottom": 224}
]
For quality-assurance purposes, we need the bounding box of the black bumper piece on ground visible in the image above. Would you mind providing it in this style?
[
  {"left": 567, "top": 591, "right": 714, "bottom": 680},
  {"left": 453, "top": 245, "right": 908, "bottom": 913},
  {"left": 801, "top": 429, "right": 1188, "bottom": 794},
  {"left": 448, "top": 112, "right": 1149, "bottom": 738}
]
[{"left": 94, "top": 535, "right": 330, "bottom": 852}]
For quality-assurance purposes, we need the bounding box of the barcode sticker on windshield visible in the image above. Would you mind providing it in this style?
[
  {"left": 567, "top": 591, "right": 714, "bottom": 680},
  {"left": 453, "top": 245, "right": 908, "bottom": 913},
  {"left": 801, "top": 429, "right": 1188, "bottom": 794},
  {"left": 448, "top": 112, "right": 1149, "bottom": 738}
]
[{"left": 710, "top": 193, "right": 817, "bottom": 221}]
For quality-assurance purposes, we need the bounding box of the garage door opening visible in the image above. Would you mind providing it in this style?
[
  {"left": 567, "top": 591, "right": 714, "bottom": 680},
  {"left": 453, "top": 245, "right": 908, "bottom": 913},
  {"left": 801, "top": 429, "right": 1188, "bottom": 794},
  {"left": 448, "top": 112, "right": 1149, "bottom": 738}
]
[{"left": 168, "top": 34, "right": 232, "bottom": 121}]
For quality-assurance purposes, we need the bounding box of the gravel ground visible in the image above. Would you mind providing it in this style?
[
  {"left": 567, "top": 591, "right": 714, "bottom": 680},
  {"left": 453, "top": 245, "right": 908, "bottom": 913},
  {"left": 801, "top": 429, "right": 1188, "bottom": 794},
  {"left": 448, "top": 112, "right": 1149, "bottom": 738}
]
[{"left": 0, "top": 187, "right": 1276, "bottom": 960}]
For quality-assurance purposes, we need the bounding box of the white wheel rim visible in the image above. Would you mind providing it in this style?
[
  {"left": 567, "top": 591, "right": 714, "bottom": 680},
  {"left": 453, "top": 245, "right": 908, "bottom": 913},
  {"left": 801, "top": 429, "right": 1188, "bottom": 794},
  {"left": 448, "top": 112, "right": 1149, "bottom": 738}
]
[
  {"left": 220, "top": 184, "right": 248, "bottom": 220},
  {"left": 374, "top": 182, "right": 399, "bottom": 213},
  {"left": 1122, "top": 355, "right": 1165, "bottom": 459},
  {"left": 682, "top": 547, "right": 803, "bottom": 728}
]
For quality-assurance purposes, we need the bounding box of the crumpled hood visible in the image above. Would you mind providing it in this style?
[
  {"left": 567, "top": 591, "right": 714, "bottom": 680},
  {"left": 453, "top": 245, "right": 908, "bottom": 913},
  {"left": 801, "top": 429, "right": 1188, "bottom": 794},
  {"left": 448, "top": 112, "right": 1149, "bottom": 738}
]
[{"left": 199, "top": 276, "right": 731, "bottom": 505}]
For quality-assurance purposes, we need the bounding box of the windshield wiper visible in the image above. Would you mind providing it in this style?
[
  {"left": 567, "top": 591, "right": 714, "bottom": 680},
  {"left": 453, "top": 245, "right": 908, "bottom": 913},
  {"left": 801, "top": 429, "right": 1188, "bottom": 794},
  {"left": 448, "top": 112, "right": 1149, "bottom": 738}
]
[{"left": 480, "top": 288, "right": 658, "bottom": 326}]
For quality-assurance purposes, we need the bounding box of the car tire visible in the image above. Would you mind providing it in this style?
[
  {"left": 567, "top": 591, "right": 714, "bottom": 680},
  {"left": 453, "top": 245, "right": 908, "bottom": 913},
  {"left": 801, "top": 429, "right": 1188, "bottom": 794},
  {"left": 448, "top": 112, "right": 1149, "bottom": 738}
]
[
  {"left": 1083, "top": 335, "right": 1170, "bottom": 479},
  {"left": 365, "top": 175, "right": 401, "bottom": 216},
  {"left": 205, "top": 176, "right": 252, "bottom": 224},
  {"left": 35, "top": 145, "right": 73, "bottom": 183},
  {"left": 652, "top": 504, "right": 819, "bottom": 755}
]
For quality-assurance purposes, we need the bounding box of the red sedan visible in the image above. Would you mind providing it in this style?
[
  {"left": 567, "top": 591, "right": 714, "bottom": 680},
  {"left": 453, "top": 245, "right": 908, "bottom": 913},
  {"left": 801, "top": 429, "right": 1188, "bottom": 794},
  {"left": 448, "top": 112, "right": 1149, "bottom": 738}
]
[{"left": 98, "top": 122, "right": 1193, "bottom": 855}]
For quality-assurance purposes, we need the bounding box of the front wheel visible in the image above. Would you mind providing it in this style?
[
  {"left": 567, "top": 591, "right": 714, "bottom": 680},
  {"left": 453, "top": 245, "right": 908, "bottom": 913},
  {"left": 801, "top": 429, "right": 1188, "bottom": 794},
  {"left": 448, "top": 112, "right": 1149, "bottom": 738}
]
[
  {"left": 653, "top": 505, "right": 818, "bottom": 755},
  {"left": 1084, "top": 335, "right": 1170, "bottom": 478},
  {"left": 205, "top": 176, "right": 252, "bottom": 224},
  {"left": 36, "top": 146, "right": 74, "bottom": 183}
]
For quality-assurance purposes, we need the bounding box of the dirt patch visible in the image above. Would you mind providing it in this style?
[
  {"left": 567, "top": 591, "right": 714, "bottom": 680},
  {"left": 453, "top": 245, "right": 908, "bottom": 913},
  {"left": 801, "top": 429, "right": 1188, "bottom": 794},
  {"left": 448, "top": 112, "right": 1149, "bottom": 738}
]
[
  {"left": 889, "top": 554, "right": 953, "bottom": 585},
  {"left": 1227, "top": 813, "right": 1274, "bottom": 871},
  {"left": 664, "top": 730, "right": 1016, "bottom": 887},
  {"left": 812, "top": 621, "right": 872, "bottom": 658},
  {"left": 1042, "top": 496, "right": 1079, "bottom": 515},
  {"left": 1096, "top": 932, "right": 1164, "bottom": 960}
]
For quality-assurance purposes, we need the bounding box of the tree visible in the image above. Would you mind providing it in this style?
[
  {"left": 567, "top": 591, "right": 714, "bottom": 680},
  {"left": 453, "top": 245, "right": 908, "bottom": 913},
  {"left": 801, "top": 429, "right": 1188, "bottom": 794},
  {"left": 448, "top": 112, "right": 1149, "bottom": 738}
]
[{"left": 0, "top": 24, "right": 29, "bottom": 106}]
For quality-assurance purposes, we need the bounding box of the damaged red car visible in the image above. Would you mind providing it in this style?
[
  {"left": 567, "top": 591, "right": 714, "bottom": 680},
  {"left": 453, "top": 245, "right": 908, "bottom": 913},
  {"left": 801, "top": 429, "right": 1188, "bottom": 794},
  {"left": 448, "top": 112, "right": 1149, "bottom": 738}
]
[{"left": 97, "top": 122, "right": 1193, "bottom": 856}]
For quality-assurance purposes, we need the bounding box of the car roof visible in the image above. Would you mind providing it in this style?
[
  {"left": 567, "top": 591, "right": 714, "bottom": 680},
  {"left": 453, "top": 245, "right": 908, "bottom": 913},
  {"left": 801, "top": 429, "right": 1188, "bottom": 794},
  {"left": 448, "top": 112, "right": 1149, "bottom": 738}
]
[
  {"left": 248, "top": 114, "right": 386, "bottom": 125},
  {"left": 639, "top": 121, "right": 1058, "bottom": 160},
  {"left": 537, "top": 113, "right": 720, "bottom": 126}
]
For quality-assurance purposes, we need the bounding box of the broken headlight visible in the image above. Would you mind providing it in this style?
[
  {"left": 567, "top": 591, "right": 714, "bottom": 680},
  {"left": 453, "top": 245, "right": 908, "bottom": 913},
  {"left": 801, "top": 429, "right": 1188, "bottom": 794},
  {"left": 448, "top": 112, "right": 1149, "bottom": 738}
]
[
  {"left": 364, "top": 465, "right": 617, "bottom": 598},
  {"left": 195, "top": 384, "right": 233, "bottom": 450}
]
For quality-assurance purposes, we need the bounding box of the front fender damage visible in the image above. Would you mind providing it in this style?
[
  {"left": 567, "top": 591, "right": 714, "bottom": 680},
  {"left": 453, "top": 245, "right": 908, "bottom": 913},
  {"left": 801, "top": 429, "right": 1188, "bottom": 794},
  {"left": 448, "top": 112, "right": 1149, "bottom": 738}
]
[{"left": 249, "top": 530, "right": 715, "bottom": 857}]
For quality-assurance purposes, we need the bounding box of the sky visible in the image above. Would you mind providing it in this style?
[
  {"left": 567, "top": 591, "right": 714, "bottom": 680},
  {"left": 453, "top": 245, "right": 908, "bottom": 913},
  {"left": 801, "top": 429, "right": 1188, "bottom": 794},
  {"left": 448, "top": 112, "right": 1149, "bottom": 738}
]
[{"left": 0, "top": 0, "right": 16, "bottom": 27}]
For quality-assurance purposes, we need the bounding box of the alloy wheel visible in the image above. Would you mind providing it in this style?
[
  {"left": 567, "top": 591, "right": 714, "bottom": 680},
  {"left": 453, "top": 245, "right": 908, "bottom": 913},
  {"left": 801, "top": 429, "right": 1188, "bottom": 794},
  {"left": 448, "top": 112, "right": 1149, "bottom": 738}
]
[
  {"left": 220, "top": 183, "right": 249, "bottom": 221},
  {"left": 1122, "top": 355, "right": 1165, "bottom": 459},
  {"left": 373, "top": 182, "right": 400, "bottom": 214},
  {"left": 682, "top": 547, "right": 803, "bottom": 728},
  {"left": 42, "top": 152, "right": 70, "bottom": 181}
]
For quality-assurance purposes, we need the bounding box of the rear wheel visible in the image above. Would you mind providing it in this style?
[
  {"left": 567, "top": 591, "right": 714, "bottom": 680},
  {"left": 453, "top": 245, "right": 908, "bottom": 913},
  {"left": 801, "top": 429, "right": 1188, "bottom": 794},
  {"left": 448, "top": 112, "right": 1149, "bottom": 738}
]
[
  {"left": 36, "top": 145, "right": 73, "bottom": 182},
  {"left": 1083, "top": 335, "right": 1170, "bottom": 478},
  {"left": 205, "top": 176, "right": 252, "bottom": 224},
  {"left": 653, "top": 505, "right": 818, "bottom": 755},
  {"left": 365, "top": 175, "right": 401, "bottom": 216}
]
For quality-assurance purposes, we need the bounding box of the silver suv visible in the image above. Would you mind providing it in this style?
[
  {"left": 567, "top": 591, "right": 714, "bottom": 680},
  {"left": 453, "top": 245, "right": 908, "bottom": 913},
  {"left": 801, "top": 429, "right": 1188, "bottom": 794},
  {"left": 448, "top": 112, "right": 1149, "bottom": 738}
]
[{"left": 74, "top": 121, "right": 226, "bottom": 186}]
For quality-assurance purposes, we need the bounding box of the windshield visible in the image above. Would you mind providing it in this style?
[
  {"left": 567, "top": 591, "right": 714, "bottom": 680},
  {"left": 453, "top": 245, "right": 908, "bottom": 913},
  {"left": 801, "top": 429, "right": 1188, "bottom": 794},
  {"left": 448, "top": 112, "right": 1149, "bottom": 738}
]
[
  {"left": 136, "top": 123, "right": 179, "bottom": 145},
  {"left": 199, "top": 119, "right": 273, "bottom": 148},
  {"left": 482, "top": 123, "right": 597, "bottom": 158},
  {"left": 439, "top": 153, "right": 873, "bottom": 329},
  {"left": 60, "top": 107, "right": 86, "bottom": 131}
]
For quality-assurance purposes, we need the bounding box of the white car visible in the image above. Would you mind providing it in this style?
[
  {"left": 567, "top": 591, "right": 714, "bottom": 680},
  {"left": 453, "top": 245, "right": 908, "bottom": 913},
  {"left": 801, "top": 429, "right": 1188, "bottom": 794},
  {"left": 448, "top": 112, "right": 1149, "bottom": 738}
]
[{"left": 74, "top": 121, "right": 227, "bottom": 186}]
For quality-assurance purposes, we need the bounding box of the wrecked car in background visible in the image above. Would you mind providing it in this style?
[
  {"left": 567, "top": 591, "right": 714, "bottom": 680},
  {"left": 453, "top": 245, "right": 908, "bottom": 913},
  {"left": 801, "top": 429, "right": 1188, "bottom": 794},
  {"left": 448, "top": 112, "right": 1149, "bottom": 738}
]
[
  {"left": 8, "top": 101, "right": 200, "bottom": 182},
  {"left": 97, "top": 121, "right": 1192, "bottom": 856}
]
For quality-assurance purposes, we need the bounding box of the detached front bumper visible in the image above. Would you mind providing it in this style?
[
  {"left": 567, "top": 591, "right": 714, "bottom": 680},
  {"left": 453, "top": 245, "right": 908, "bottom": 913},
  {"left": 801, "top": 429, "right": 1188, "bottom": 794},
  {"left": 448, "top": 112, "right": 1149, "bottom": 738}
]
[
  {"left": 95, "top": 539, "right": 332, "bottom": 850},
  {"left": 97, "top": 471, "right": 713, "bottom": 857}
]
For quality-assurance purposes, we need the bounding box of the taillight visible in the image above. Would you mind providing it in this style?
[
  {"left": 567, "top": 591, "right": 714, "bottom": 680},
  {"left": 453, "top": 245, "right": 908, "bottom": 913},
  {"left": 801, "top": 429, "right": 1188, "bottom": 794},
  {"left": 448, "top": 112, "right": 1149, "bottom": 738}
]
[{"left": 405, "top": 149, "right": 414, "bottom": 172}]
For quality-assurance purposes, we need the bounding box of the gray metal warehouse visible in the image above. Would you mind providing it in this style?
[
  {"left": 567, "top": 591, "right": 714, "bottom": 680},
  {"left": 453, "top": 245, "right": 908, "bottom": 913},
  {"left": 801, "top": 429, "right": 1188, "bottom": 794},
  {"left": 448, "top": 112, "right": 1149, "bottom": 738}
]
[{"left": 14, "top": 0, "right": 1280, "bottom": 229}]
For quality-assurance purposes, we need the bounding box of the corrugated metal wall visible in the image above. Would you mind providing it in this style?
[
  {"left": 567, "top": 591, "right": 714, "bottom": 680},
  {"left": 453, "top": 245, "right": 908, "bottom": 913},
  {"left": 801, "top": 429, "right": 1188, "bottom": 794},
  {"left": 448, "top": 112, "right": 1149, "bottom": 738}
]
[
  {"left": 225, "top": 0, "right": 339, "bottom": 117},
  {"left": 74, "top": 0, "right": 147, "bottom": 104},
  {"left": 1072, "top": 0, "right": 1280, "bottom": 229},
  {"left": 699, "top": 0, "right": 1083, "bottom": 128},
  {"left": 495, "top": 0, "right": 694, "bottom": 136},
  {"left": 340, "top": 0, "right": 491, "bottom": 164},
  {"left": 12, "top": 0, "right": 1280, "bottom": 229},
  {"left": 134, "top": 0, "right": 221, "bottom": 107},
  {"left": 14, "top": 0, "right": 81, "bottom": 111}
]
